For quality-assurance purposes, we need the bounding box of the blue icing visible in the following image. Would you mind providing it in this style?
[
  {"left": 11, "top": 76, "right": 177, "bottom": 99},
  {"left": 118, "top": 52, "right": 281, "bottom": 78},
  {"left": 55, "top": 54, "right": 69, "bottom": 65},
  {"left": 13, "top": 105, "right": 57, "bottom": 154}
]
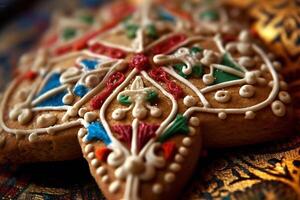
[
  {"left": 73, "top": 84, "right": 89, "bottom": 97},
  {"left": 36, "top": 73, "right": 67, "bottom": 107},
  {"left": 81, "top": 59, "right": 99, "bottom": 70},
  {"left": 87, "top": 122, "right": 111, "bottom": 145},
  {"left": 158, "top": 8, "right": 175, "bottom": 22}
]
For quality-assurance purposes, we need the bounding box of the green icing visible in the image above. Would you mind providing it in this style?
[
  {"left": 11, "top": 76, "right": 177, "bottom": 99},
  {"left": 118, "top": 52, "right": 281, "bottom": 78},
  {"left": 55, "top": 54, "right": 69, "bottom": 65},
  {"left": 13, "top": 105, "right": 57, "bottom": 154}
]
[
  {"left": 62, "top": 28, "right": 77, "bottom": 40},
  {"left": 125, "top": 24, "right": 139, "bottom": 39},
  {"left": 190, "top": 46, "right": 203, "bottom": 54},
  {"left": 213, "top": 69, "right": 241, "bottom": 84},
  {"left": 212, "top": 53, "right": 243, "bottom": 84},
  {"left": 174, "top": 63, "right": 189, "bottom": 78},
  {"left": 146, "top": 90, "right": 158, "bottom": 103},
  {"left": 200, "top": 10, "right": 219, "bottom": 21},
  {"left": 118, "top": 95, "right": 131, "bottom": 105},
  {"left": 79, "top": 15, "right": 94, "bottom": 24},
  {"left": 221, "top": 53, "right": 243, "bottom": 72},
  {"left": 174, "top": 63, "right": 203, "bottom": 79},
  {"left": 146, "top": 24, "right": 158, "bottom": 39},
  {"left": 159, "top": 115, "right": 189, "bottom": 143},
  {"left": 192, "top": 65, "right": 203, "bottom": 78}
]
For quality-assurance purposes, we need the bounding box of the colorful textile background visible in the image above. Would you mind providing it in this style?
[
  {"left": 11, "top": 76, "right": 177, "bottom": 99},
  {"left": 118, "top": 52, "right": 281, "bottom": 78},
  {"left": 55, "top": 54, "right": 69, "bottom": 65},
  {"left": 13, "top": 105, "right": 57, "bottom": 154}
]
[{"left": 0, "top": 0, "right": 299, "bottom": 199}]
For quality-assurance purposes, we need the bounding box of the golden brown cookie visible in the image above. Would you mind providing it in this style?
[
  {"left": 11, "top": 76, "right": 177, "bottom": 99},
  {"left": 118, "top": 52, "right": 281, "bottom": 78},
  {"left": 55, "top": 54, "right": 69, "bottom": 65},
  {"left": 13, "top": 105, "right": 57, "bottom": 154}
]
[{"left": 72, "top": 1, "right": 294, "bottom": 199}]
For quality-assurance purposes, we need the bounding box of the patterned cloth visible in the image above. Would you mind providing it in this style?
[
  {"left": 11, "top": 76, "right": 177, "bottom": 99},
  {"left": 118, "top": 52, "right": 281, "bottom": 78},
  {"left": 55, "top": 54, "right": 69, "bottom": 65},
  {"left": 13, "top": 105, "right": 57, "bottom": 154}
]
[{"left": 0, "top": 1, "right": 299, "bottom": 199}]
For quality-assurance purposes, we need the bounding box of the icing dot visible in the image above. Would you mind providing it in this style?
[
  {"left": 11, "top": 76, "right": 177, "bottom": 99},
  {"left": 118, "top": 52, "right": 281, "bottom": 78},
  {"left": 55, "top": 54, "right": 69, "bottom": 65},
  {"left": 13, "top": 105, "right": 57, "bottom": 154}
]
[
  {"left": 84, "top": 112, "right": 98, "bottom": 122},
  {"left": 279, "top": 91, "right": 291, "bottom": 104},
  {"left": 28, "top": 132, "right": 38, "bottom": 142},
  {"left": 18, "top": 109, "right": 33, "bottom": 125},
  {"left": 150, "top": 107, "right": 162, "bottom": 118},
  {"left": 164, "top": 173, "right": 175, "bottom": 183},
  {"left": 183, "top": 96, "right": 196, "bottom": 107},
  {"left": 239, "top": 85, "right": 255, "bottom": 98},
  {"left": 271, "top": 100, "right": 286, "bottom": 117},
  {"left": 96, "top": 166, "right": 107, "bottom": 176},
  {"left": 268, "top": 81, "right": 273, "bottom": 88},
  {"left": 280, "top": 81, "right": 288, "bottom": 90},
  {"left": 237, "top": 43, "right": 252, "bottom": 56},
  {"left": 245, "top": 111, "right": 255, "bottom": 119},
  {"left": 189, "top": 117, "right": 200, "bottom": 127},
  {"left": 79, "top": 108, "right": 88, "bottom": 117},
  {"left": 245, "top": 72, "right": 257, "bottom": 84},
  {"left": 175, "top": 154, "right": 184, "bottom": 163},
  {"left": 78, "top": 128, "right": 87, "bottom": 138},
  {"left": 87, "top": 152, "right": 95, "bottom": 160},
  {"left": 179, "top": 147, "right": 189, "bottom": 156},
  {"left": 169, "top": 163, "right": 181, "bottom": 172},
  {"left": 109, "top": 181, "right": 121, "bottom": 193},
  {"left": 85, "top": 75, "right": 100, "bottom": 88},
  {"left": 202, "top": 74, "right": 214, "bottom": 85},
  {"left": 182, "top": 137, "right": 192, "bottom": 147},
  {"left": 91, "top": 158, "right": 100, "bottom": 167},
  {"left": 101, "top": 175, "right": 109, "bottom": 183},
  {"left": 112, "top": 109, "right": 126, "bottom": 120},
  {"left": 152, "top": 183, "right": 163, "bottom": 194},
  {"left": 124, "top": 156, "right": 145, "bottom": 175},
  {"left": 214, "top": 90, "right": 231, "bottom": 103},
  {"left": 238, "top": 30, "right": 251, "bottom": 42},
  {"left": 62, "top": 93, "right": 74, "bottom": 105},
  {"left": 188, "top": 127, "right": 196, "bottom": 136},
  {"left": 218, "top": 112, "right": 227, "bottom": 120},
  {"left": 260, "top": 64, "right": 268, "bottom": 71},
  {"left": 84, "top": 144, "right": 93, "bottom": 153},
  {"left": 272, "top": 61, "right": 282, "bottom": 71},
  {"left": 115, "top": 167, "right": 126, "bottom": 180},
  {"left": 36, "top": 113, "right": 57, "bottom": 128}
]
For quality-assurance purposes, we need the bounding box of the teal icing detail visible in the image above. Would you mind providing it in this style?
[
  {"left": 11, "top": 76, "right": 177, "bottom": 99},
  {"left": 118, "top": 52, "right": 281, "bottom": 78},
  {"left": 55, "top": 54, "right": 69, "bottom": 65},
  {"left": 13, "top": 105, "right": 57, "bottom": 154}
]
[
  {"left": 118, "top": 95, "right": 131, "bottom": 105},
  {"left": 213, "top": 53, "right": 243, "bottom": 84},
  {"left": 73, "top": 84, "right": 89, "bottom": 98},
  {"left": 146, "top": 90, "right": 158, "bottom": 103},
  {"left": 35, "top": 73, "right": 66, "bottom": 107},
  {"left": 86, "top": 122, "right": 111, "bottom": 145}
]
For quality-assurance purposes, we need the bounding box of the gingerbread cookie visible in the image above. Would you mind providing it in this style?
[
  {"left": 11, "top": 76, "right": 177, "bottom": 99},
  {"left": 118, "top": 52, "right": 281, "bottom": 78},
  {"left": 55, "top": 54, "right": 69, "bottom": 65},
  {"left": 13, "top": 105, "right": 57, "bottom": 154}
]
[
  {"left": 74, "top": 1, "right": 293, "bottom": 200},
  {"left": 0, "top": 1, "right": 135, "bottom": 163}
]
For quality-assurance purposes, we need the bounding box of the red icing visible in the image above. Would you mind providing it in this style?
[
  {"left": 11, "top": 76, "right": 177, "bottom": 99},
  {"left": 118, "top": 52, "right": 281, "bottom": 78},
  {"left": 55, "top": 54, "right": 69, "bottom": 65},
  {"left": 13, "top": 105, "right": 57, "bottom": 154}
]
[
  {"left": 90, "top": 72, "right": 125, "bottom": 109},
  {"left": 149, "top": 67, "right": 184, "bottom": 99},
  {"left": 23, "top": 70, "right": 38, "bottom": 80},
  {"left": 162, "top": 141, "right": 176, "bottom": 161},
  {"left": 95, "top": 147, "right": 112, "bottom": 162},
  {"left": 149, "top": 34, "right": 187, "bottom": 55},
  {"left": 89, "top": 43, "right": 126, "bottom": 59},
  {"left": 129, "top": 54, "right": 149, "bottom": 71},
  {"left": 112, "top": 125, "right": 132, "bottom": 148},
  {"left": 137, "top": 123, "right": 158, "bottom": 151},
  {"left": 41, "top": 34, "right": 58, "bottom": 48}
]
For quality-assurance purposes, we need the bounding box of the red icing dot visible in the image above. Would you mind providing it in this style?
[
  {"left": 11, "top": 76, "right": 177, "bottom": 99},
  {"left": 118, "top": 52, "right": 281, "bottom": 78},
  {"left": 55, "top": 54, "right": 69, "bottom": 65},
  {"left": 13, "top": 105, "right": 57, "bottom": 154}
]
[
  {"left": 23, "top": 70, "right": 38, "bottom": 80},
  {"left": 129, "top": 54, "right": 149, "bottom": 71},
  {"left": 95, "top": 147, "right": 112, "bottom": 162},
  {"left": 149, "top": 67, "right": 169, "bottom": 83},
  {"left": 162, "top": 141, "right": 176, "bottom": 161}
]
